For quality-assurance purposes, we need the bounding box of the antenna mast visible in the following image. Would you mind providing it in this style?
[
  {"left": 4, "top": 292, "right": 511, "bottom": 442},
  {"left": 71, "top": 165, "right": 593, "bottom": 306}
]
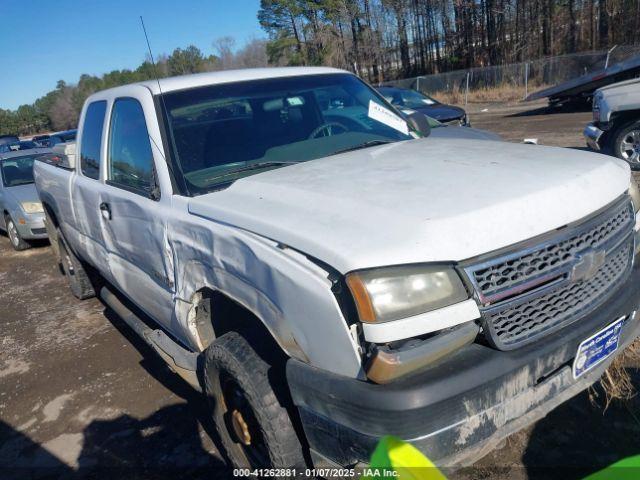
[
  {"left": 140, "top": 16, "right": 169, "bottom": 112},
  {"left": 139, "top": 15, "right": 184, "bottom": 194}
]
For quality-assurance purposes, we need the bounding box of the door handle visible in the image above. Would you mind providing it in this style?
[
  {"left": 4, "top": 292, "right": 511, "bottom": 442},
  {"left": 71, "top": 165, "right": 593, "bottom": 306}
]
[{"left": 99, "top": 202, "right": 112, "bottom": 220}]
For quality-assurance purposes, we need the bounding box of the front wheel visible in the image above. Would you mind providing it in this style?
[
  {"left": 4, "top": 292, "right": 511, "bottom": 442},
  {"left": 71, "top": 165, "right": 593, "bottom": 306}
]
[
  {"left": 612, "top": 121, "right": 640, "bottom": 166},
  {"left": 5, "top": 216, "right": 30, "bottom": 251},
  {"left": 203, "top": 331, "right": 305, "bottom": 469}
]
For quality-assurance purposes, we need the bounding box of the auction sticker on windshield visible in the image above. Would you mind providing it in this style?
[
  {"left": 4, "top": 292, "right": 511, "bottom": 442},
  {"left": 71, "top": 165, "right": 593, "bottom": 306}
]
[
  {"left": 368, "top": 100, "right": 409, "bottom": 135},
  {"left": 573, "top": 316, "right": 624, "bottom": 379}
]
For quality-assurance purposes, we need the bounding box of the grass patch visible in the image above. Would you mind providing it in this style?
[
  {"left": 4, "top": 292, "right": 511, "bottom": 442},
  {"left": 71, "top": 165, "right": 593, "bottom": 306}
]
[
  {"left": 433, "top": 83, "right": 552, "bottom": 105},
  {"left": 590, "top": 338, "right": 640, "bottom": 410}
]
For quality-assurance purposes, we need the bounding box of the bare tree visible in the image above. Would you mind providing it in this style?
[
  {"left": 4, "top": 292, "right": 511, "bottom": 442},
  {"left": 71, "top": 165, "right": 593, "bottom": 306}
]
[
  {"left": 49, "top": 87, "right": 77, "bottom": 131},
  {"left": 234, "top": 38, "right": 269, "bottom": 68},
  {"left": 256, "top": 0, "right": 640, "bottom": 82},
  {"left": 212, "top": 36, "right": 237, "bottom": 69}
]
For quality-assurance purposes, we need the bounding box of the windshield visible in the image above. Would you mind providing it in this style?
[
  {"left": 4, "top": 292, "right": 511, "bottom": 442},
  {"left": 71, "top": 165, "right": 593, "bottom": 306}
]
[
  {"left": 162, "top": 73, "right": 414, "bottom": 194},
  {"left": 1, "top": 154, "right": 41, "bottom": 187}
]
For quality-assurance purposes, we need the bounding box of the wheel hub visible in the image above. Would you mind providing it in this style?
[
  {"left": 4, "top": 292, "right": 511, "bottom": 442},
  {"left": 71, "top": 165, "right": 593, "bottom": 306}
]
[
  {"left": 621, "top": 130, "right": 640, "bottom": 162},
  {"left": 231, "top": 409, "right": 252, "bottom": 446}
]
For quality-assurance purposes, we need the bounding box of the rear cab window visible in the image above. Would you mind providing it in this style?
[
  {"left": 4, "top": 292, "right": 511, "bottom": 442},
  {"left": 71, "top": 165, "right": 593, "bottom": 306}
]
[
  {"left": 80, "top": 101, "right": 107, "bottom": 179},
  {"left": 106, "top": 97, "right": 157, "bottom": 198}
]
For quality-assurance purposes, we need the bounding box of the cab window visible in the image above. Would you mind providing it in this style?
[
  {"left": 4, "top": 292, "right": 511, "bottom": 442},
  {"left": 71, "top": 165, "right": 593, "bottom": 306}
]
[
  {"left": 79, "top": 101, "right": 107, "bottom": 179},
  {"left": 107, "top": 98, "right": 156, "bottom": 197}
]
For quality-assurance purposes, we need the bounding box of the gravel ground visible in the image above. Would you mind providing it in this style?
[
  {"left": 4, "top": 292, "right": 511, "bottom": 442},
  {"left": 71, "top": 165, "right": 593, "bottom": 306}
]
[{"left": 1, "top": 100, "right": 639, "bottom": 479}]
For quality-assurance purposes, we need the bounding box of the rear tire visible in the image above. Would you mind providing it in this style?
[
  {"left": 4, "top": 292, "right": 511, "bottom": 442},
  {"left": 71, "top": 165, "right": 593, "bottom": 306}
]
[
  {"left": 58, "top": 232, "right": 95, "bottom": 300},
  {"left": 5, "top": 216, "right": 30, "bottom": 251},
  {"left": 43, "top": 208, "right": 60, "bottom": 260},
  {"left": 203, "top": 331, "right": 305, "bottom": 469}
]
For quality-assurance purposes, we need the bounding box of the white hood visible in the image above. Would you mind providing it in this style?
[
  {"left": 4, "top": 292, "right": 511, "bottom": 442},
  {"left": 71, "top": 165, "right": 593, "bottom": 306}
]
[{"left": 188, "top": 138, "right": 630, "bottom": 273}]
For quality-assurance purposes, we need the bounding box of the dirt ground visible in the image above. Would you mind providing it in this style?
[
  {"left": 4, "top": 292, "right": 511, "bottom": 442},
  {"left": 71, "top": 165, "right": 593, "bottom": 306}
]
[
  {"left": 465, "top": 99, "right": 593, "bottom": 148},
  {"left": 1, "top": 100, "right": 639, "bottom": 479}
]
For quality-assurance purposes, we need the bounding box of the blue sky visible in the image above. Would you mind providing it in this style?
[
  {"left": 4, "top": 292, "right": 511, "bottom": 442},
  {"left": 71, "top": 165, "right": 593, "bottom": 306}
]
[{"left": 0, "top": 0, "right": 263, "bottom": 110}]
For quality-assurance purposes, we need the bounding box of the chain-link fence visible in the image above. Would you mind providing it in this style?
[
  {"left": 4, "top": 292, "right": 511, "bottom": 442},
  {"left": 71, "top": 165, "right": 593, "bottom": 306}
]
[{"left": 383, "top": 45, "right": 640, "bottom": 104}]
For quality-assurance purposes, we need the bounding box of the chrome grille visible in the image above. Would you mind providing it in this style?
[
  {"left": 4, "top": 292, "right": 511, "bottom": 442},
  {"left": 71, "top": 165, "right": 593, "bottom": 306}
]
[
  {"left": 472, "top": 200, "right": 633, "bottom": 302},
  {"left": 483, "top": 237, "right": 632, "bottom": 348},
  {"left": 464, "top": 196, "right": 635, "bottom": 350}
]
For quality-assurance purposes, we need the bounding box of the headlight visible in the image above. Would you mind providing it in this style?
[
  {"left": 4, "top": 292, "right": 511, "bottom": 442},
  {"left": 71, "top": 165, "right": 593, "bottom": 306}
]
[
  {"left": 21, "top": 201, "right": 44, "bottom": 214},
  {"left": 346, "top": 265, "right": 468, "bottom": 323}
]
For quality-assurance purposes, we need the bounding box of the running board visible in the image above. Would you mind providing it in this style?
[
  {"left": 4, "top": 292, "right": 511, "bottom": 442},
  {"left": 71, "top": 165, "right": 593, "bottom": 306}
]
[{"left": 100, "top": 287, "right": 201, "bottom": 392}]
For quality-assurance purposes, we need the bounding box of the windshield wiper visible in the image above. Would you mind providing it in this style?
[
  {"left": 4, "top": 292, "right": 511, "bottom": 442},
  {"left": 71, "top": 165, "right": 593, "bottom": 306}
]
[
  {"left": 237, "top": 161, "right": 300, "bottom": 170},
  {"left": 204, "top": 161, "right": 299, "bottom": 184},
  {"left": 330, "top": 140, "right": 392, "bottom": 156}
]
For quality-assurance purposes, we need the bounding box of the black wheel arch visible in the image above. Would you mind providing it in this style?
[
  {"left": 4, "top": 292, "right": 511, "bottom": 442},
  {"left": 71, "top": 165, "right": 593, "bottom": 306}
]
[
  {"left": 192, "top": 288, "right": 289, "bottom": 368},
  {"left": 600, "top": 112, "right": 640, "bottom": 155},
  {"left": 610, "top": 110, "right": 640, "bottom": 130}
]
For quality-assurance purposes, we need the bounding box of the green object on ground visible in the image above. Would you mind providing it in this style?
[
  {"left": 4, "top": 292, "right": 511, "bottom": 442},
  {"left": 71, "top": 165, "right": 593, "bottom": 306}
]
[
  {"left": 584, "top": 455, "right": 640, "bottom": 480},
  {"left": 364, "top": 435, "right": 447, "bottom": 480}
]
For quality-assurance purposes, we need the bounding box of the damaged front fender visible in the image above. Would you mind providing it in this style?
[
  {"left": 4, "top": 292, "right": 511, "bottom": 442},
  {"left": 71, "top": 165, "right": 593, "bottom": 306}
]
[{"left": 167, "top": 202, "right": 363, "bottom": 378}]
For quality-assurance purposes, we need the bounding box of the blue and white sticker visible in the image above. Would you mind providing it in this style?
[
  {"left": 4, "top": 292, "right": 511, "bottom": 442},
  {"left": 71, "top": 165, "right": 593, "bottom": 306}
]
[
  {"left": 573, "top": 316, "right": 624, "bottom": 379},
  {"left": 368, "top": 100, "right": 409, "bottom": 135}
]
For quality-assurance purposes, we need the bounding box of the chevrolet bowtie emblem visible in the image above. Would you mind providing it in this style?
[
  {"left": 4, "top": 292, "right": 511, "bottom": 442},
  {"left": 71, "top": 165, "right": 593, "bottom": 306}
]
[{"left": 570, "top": 248, "right": 606, "bottom": 283}]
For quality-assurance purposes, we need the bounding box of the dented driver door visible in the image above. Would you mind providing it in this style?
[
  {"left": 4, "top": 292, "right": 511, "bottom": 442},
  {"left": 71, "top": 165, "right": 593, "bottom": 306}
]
[{"left": 98, "top": 94, "right": 175, "bottom": 330}]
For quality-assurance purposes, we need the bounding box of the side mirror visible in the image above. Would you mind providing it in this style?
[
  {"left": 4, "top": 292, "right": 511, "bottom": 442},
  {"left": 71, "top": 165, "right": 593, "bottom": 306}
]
[{"left": 406, "top": 112, "right": 431, "bottom": 138}]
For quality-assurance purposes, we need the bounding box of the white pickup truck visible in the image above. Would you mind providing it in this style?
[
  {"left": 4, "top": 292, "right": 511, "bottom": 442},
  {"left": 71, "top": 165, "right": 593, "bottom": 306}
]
[{"left": 34, "top": 67, "right": 640, "bottom": 470}]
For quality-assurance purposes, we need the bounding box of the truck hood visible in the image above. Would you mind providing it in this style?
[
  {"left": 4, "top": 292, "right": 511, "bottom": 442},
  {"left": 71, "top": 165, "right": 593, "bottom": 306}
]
[
  {"left": 429, "top": 125, "right": 502, "bottom": 141},
  {"left": 597, "top": 78, "right": 640, "bottom": 122},
  {"left": 188, "top": 138, "right": 630, "bottom": 273},
  {"left": 411, "top": 104, "right": 466, "bottom": 123},
  {"left": 598, "top": 77, "right": 640, "bottom": 93}
]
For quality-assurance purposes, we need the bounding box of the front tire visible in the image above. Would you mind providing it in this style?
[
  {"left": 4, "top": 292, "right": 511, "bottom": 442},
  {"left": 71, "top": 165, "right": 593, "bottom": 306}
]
[
  {"left": 5, "top": 216, "right": 30, "bottom": 251},
  {"left": 612, "top": 121, "right": 640, "bottom": 167},
  {"left": 203, "top": 331, "right": 305, "bottom": 469}
]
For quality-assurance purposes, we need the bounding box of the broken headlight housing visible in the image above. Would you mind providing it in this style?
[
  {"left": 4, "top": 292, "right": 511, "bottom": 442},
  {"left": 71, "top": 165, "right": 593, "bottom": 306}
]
[{"left": 345, "top": 265, "right": 468, "bottom": 323}]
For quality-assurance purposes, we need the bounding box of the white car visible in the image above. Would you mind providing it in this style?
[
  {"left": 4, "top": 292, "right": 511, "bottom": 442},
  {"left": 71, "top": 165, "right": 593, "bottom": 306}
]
[{"left": 34, "top": 67, "right": 640, "bottom": 470}]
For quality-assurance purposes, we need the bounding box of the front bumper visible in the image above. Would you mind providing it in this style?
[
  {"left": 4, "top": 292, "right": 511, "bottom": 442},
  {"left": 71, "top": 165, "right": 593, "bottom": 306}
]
[
  {"left": 287, "top": 265, "right": 640, "bottom": 468},
  {"left": 583, "top": 123, "right": 605, "bottom": 151},
  {"left": 14, "top": 211, "right": 47, "bottom": 239}
]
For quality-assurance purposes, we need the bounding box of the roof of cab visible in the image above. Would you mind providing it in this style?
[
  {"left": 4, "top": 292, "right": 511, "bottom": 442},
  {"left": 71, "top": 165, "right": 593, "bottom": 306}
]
[{"left": 96, "top": 67, "right": 349, "bottom": 98}]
